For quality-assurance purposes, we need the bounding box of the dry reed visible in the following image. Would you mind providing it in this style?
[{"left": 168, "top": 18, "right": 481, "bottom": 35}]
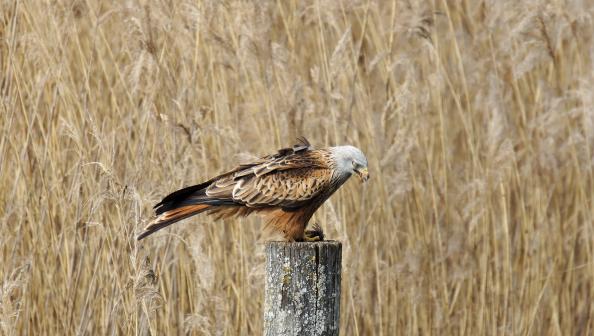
[{"left": 1, "top": 0, "right": 593, "bottom": 334}]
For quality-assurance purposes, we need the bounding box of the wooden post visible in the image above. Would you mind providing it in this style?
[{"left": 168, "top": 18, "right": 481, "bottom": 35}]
[{"left": 263, "top": 241, "right": 342, "bottom": 336}]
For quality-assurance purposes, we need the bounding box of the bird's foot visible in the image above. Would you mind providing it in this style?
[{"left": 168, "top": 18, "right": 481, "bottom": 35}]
[{"left": 303, "top": 223, "right": 324, "bottom": 242}]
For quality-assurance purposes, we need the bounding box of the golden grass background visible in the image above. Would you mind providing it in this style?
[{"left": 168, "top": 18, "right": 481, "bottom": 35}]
[{"left": 2, "top": 0, "right": 594, "bottom": 334}]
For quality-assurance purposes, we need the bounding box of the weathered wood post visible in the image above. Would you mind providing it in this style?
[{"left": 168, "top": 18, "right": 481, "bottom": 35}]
[{"left": 263, "top": 241, "right": 342, "bottom": 336}]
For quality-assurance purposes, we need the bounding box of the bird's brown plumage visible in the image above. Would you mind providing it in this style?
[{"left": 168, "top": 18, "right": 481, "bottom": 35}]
[{"left": 137, "top": 137, "right": 354, "bottom": 241}]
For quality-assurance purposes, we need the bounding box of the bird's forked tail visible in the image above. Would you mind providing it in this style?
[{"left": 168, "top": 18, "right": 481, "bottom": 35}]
[{"left": 137, "top": 204, "right": 211, "bottom": 240}]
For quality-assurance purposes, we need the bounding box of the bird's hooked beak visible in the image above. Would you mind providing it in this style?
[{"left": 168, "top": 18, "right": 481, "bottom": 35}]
[{"left": 355, "top": 167, "right": 369, "bottom": 182}]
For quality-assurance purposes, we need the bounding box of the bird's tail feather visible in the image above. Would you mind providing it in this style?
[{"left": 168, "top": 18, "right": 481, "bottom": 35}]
[{"left": 137, "top": 204, "right": 211, "bottom": 240}]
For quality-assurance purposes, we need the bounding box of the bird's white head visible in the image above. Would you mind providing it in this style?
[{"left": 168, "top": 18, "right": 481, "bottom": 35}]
[{"left": 330, "top": 145, "right": 369, "bottom": 182}]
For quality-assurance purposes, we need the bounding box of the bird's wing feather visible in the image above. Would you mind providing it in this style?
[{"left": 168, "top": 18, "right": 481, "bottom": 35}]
[
  {"left": 231, "top": 168, "right": 333, "bottom": 208},
  {"left": 205, "top": 149, "right": 334, "bottom": 209}
]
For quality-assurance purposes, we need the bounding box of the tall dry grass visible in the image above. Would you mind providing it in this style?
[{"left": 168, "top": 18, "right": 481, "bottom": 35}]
[{"left": 1, "top": 0, "right": 593, "bottom": 334}]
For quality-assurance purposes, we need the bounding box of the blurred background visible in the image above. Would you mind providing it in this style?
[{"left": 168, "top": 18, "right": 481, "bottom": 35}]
[{"left": 1, "top": 0, "right": 593, "bottom": 334}]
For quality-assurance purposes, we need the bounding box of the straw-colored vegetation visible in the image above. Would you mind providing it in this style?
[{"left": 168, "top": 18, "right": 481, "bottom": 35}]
[{"left": 2, "top": 0, "right": 593, "bottom": 334}]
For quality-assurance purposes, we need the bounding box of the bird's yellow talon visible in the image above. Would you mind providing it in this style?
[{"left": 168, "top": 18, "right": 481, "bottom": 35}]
[{"left": 303, "top": 223, "right": 324, "bottom": 242}]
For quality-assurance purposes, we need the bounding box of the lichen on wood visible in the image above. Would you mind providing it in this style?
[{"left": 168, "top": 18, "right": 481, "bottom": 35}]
[{"left": 263, "top": 241, "right": 342, "bottom": 336}]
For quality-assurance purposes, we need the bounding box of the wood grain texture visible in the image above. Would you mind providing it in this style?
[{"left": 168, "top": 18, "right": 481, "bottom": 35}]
[{"left": 264, "top": 241, "right": 342, "bottom": 336}]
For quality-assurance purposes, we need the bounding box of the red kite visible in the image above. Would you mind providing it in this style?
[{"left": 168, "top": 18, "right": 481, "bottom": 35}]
[{"left": 137, "top": 138, "right": 369, "bottom": 241}]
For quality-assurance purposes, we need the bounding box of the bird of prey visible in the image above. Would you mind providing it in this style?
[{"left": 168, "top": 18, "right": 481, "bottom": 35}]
[{"left": 137, "top": 137, "right": 369, "bottom": 241}]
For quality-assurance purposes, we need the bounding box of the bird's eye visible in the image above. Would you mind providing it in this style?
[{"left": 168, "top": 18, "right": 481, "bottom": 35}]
[{"left": 352, "top": 160, "right": 358, "bottom": 168}]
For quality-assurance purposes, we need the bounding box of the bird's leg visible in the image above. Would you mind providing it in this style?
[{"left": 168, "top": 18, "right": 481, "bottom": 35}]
[{"left": 303, "top": 223, "right": 324, "bottom": 242}]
